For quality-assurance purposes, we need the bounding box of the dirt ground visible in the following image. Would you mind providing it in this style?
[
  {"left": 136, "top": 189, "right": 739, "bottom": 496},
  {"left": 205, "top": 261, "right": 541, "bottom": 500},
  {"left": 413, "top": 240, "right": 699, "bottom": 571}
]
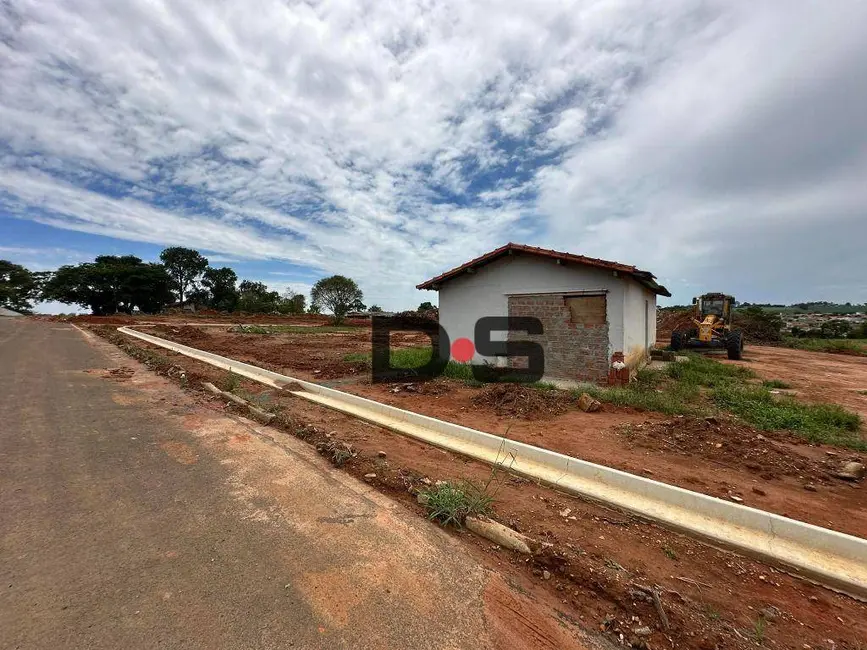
[
  {"left": 89, "top": 323, "right": 867, "bottom": 650},
  {"left": 117, "top": 321, "right": 867, "bottom": 537},
  {"left": 724, "top": 345, "right": 867, "bottom": 421},
  {"left": 346, "top": 382, "right": 867, "bottom": 538},
  {"left": 145, "top": 323, "right": 428, "bottom": 380},
  {"left": 38, "top": 312, "right": 373, "bottom": 327}
]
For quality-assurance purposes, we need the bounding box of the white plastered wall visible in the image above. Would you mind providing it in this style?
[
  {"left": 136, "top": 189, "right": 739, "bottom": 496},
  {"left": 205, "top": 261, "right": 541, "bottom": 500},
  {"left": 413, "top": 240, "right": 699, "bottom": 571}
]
[
  {"left": 622, "top": 281, "right": 659, "bottom": 369},
  {"left": 435, "top": 255, "right": 631, "bottom": 363}
]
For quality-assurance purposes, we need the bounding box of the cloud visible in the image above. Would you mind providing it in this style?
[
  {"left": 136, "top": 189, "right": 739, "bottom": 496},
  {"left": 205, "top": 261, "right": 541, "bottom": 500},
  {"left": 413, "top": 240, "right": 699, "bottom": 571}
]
[
  {"left": 537, "top": 2, "right": 867, "bottom": 303},
  {"left": 0, "top": 244, "right": 92, "bottom": 270},
  {"left": 1, "top": 0, "right": 865, "bottom": 308}
]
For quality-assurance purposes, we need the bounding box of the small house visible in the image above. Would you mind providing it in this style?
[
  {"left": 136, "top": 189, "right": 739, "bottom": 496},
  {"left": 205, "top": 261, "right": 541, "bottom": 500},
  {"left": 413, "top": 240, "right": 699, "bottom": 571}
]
[{"left": 417, "top": 243, "right": 670, "bottom": 384}]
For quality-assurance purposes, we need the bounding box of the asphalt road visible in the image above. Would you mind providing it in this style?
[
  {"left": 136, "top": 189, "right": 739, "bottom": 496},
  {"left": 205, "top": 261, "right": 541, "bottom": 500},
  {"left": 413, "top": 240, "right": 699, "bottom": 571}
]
[{"left": 0, "top": 319, "right": 496, "bottom": 649}]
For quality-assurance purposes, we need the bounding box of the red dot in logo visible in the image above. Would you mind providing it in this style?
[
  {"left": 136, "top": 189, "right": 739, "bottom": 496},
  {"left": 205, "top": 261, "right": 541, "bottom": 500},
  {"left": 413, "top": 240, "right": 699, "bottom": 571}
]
[{"left": 451, "top": 337, "right": 475, "bottom": 363}]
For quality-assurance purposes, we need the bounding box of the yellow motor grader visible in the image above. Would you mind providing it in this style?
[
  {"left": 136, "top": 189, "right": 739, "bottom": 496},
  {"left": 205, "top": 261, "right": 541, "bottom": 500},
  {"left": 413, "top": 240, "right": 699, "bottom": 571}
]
[{"left": 670, "top": 293, "right": 744, "bottom": 360}]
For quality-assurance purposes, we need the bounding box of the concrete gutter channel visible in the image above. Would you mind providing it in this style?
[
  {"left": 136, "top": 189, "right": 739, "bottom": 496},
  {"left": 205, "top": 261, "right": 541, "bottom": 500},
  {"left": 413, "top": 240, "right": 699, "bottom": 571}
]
[{"left": 117, "top": 326, "right": 867, "bottom": 599}]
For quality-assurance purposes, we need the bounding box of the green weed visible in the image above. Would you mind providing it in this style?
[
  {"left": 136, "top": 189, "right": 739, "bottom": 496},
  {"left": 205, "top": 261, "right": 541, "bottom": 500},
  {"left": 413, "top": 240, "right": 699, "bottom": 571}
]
[
  {"left": 421, "top": 443, "right": 515, "bottom": 527},
  {"left": 713, "top": 385, "right": 864, "bottom": 449},
  {"left": 752, "top": 616, "right": 766, "bottom": 643},
  {"left": 762, "top": 379, "right": 792, "bottom": 389},
  {"left": 662, "top": 544, "right": 678, "bottom": 560},
  {"left": 422, "top": 481, "right": 494, "bottom": 527},
  {"left": 220, "top": 369, "right": 241, "bottom": 393}
]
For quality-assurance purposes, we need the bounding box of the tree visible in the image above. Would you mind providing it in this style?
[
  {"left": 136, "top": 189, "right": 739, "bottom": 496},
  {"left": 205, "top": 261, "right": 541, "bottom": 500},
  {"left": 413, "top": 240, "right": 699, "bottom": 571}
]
[
  {"left": 279, "top": 289, "right": 306, "bottom": 315},
  {"left": 0, "top": 260, "right": 38, "bottom": 314},
  {"left": 159, "top": 247, "right": 209, "bottom": 303},
  {"left": 310, "top": 275, "right": 363, "bottom": 324},
  {"left": 41, "top": 256, "right": 173, "bottom": 315},
  {"left": 237, "top": 280, "right": 282, "bottom": 313},
  {"left": 850, "top": 321, "right": 867, "bottom": 339},
  {"left": 201, "top": 267, "right": 239, "bottom": 311},
  {"left": 418, "top": 301, "right": 435, "bottom": 312},
  {"left": 368, "top": 304, "right": 383, "bottom": 312}
]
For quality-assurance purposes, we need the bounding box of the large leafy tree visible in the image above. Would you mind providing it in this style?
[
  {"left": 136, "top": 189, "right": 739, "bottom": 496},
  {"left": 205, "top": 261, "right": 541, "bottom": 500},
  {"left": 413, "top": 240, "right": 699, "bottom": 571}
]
[
  {"left": 41, "top": 256, "right": 174, "bottom": 315},
  {"left": 237, "top": 280, "right": 282, "bottom": 313},
  {"left": 159, "top": 247, "right": 209, "bottom": 303},
  {"left": 201, "top": 266, "right": 239, "bottom": 311},
  {"left": 0, "top": 260, "right": 38, "bottom": 314},
  {"left": 310, "top": 275, "right": 363, "bottom": 324}
]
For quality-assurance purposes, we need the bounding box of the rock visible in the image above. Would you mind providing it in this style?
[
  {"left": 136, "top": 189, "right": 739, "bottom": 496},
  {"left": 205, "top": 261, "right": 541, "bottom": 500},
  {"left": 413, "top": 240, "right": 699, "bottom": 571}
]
[
  {"left": 704, "top": 416, "right": 719, "bottom": 426},
  {"left": 760, "top": 606, "right": 781, "bottom": 621},
  {"left": 465, "top": 516, "right": 539, "bottom": 555},
  {"left": 364, "top": 473, "right": 377, "bottom": 479},
  {"left": 752, "top": 487, "right": 767, "bottom": 496},
  {"left": 559, "top": 508, "right": 572, "bottom": 518},
  {"left": 633, "top": 626, "right": 652, "bottom": 637},
  {"left": 804, "top": 483, "right": 817, "bottom": 492},
  {"left": 577, "top": 393, "right": 602, "bottom": 413},
  {"left": 542, "top": 570, "right": 551, "bottom": 580},
  {"left": 377, "top": 450, "right": 387, "bottom": 458},
  {"left": 729, "top": 495, "right": 744, "bottom": 503},
  {"left": 837, "top": 461, "right": 865, "bottom": 481}
]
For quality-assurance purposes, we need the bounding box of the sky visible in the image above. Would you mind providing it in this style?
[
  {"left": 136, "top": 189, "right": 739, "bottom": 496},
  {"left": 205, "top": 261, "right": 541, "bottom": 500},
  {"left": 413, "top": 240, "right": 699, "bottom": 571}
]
[{"left": 2, "top": 0, "right": 866, "bottom": 313}]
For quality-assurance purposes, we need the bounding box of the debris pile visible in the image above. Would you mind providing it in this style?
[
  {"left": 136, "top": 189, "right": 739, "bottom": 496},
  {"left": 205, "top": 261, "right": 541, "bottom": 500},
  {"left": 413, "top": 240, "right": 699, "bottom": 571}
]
[{"left": 471, "top": 383, "right": 573, "bottom": 419}]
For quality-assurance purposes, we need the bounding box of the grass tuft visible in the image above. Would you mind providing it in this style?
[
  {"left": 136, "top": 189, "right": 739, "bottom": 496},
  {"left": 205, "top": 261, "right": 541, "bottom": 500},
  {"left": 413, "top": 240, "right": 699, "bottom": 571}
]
[
  {"left": 762, "top": 379, "right": 792, "bottom": 389},
  {"left": 421, "top": 481, "right": 494, "bottom": 527},
  {"left": 220, "top": 370, "right": 241, "bottom": 393}
]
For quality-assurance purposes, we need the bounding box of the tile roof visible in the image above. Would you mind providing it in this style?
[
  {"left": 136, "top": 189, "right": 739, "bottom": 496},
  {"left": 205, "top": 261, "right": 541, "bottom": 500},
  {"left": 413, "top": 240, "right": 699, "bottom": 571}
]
[{"left": 417, "top": 242, "right": 671, "bottom": 296}]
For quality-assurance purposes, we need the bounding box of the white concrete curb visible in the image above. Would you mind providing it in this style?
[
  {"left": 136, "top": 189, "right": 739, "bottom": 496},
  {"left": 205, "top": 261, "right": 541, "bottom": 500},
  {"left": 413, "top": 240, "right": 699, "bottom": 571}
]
[{"left": 117, "top": 326, "right": 867, "bottom": 598}]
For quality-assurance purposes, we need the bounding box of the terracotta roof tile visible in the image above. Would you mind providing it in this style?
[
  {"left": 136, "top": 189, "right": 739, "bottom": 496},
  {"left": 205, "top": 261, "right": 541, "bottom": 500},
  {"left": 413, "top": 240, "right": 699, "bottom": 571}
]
[{"left": 417, "top": 242, "right": 670, "bottom": 296}]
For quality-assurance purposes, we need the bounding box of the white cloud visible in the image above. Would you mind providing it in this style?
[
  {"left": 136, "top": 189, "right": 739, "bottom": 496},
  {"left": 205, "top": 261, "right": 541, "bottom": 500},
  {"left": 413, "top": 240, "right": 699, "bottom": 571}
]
[{"left": 1, "top": 0, "right": 865, "bottom": 308}]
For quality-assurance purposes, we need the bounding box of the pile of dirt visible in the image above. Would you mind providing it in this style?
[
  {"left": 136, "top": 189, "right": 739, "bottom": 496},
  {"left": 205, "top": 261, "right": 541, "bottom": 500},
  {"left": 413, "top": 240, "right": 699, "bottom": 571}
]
[
  {"left": 176, "top": 325, "right": 209, "bottom": 340},
  {"left": 619, "top": 416, "right": 865, "bottom": 483},
  {"left": 656, "top": 308, "right": 693, "bottom": 341},
  {"left": 471, "top": 383, "right": 574, "bottom": 419},
  {"left": 152, "top": 325, "right": 210, "bottom": 343}
]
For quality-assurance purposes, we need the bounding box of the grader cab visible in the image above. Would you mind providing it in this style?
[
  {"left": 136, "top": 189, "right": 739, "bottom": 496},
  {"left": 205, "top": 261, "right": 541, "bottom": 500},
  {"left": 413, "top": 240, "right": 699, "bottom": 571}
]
[{"left": 670, "top": 293, "right": 744, "bottom": 360}]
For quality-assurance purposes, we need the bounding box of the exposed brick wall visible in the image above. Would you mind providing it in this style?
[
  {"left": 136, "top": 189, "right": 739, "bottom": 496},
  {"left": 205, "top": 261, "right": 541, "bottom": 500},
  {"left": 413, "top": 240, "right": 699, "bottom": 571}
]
[{"left": 507, "top": 294, "right": 610, "bottom": 383}]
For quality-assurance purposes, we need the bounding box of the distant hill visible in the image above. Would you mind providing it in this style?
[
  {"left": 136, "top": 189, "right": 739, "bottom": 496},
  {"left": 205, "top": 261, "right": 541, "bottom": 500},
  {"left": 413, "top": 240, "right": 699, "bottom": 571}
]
[{"left": 739, "top": 302, "right": 867, "bottom": 315}]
